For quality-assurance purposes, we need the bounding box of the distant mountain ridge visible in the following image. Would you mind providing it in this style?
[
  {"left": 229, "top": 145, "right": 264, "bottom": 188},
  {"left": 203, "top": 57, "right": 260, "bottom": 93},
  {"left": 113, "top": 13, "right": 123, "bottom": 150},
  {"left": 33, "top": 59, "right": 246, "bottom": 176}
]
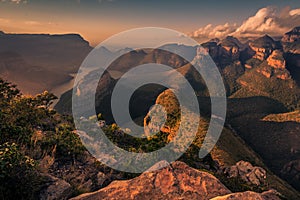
[{"left": 0, "top": 31, "right": 92, "bottom": 94}]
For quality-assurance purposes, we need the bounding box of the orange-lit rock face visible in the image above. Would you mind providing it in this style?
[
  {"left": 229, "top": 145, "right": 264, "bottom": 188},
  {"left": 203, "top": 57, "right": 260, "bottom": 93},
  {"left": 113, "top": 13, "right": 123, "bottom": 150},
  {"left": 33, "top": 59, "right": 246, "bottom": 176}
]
[
  {"left": 256, "top": 68, "right": 272, "bottom": 78},
  {"left": 249, "top": 45, "right": 273, "bottom": 61},
  {"left": 245, "top": 64, "right": 252, "bottom": 69},
  {"left": 70, "top": 161, "right": 281, "bottom": 200},
  {"left": 249, "top": 35, "right": 276, "bottom": 61},
  {"left": 261, "top": 69, "right": 272, "bottom": 78},
  {"left": 282, "top": 27, "right": 300, "bottom": 43},
  {"left": 276, "top": 73, "right": 290, "bottom": 80},
  {"left": 267, "top": 50, "right": 286, "bottom": 69},
  {"left": 70, "top": 161, "right": 232, "bottom": 200},
  {"left": 211, "top": 191, "right": 280, "bottom": 200}
]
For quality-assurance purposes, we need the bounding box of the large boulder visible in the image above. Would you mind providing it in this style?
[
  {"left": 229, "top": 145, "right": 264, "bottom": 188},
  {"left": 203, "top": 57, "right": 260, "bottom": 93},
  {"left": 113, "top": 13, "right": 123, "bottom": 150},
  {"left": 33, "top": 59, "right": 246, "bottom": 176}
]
[
  {"left": 223, "top": 160, "right": 267, "bottom": 186},
  {"left": 71, "top": 161, "right": 231, "bottom": 200}
]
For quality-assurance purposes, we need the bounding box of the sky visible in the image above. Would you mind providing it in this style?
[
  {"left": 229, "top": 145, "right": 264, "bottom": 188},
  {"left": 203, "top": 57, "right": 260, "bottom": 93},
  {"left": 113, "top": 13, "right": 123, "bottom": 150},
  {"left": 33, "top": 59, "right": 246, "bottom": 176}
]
[{"left": 0, "top": 0, "right": 300, "bottom": 46}]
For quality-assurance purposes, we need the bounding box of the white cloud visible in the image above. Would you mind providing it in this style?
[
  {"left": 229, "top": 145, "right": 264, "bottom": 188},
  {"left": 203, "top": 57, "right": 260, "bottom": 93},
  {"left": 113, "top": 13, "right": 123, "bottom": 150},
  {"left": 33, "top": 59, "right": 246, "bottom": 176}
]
[
  {"left": 191, "top": 6, "right": 300, "bottom": 41},
  {"left": 289, "top": 8, "right": 300, "bottom": 16},
  {"left": 192, "top": 23, "right": 238, "bottom": 42}
]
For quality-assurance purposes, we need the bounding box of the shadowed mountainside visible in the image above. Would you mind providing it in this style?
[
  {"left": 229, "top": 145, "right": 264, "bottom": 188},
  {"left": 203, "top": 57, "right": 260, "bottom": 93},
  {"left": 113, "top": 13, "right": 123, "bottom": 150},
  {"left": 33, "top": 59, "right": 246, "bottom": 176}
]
[{"left": 0, "top": 31, "right": 92, "bottom": 94}]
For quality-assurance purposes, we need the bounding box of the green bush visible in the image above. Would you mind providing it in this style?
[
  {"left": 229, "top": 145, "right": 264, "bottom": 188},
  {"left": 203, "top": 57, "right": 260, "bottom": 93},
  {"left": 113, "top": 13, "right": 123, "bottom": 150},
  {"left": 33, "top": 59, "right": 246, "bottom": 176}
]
[{"left": 0, "top": 142, "right": 44, "bottom": 199}]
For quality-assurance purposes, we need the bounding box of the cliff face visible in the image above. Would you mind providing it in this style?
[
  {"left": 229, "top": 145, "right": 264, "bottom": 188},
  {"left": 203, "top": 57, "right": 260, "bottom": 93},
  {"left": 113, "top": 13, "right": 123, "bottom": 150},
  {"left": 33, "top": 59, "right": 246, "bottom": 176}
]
[
  {"left": 0, "top": 31, "right": 92, "bottom": 95},
  {"left": 201, "top": 36, "right": 242, "bottom": 66},
  {"left": 249, "top": 35, "right": 276, "bottom": 61},
  {"left": 202, "top": 41, "right": 219, "bottom": 60},
  {"left": 282, "top": 27, "right": 300, "bottom": 55},
  {"left": 267, "top": 50, "right": 286, "bottom": 69},
  {"left": 282, "top": 27, "right": 300, "bottom": 43},
  {"left": 0, "top": 32, "right": 92, "bottom": 73},
  {"left": 256, "top": 50, "right": 290, "bottom": 80}
]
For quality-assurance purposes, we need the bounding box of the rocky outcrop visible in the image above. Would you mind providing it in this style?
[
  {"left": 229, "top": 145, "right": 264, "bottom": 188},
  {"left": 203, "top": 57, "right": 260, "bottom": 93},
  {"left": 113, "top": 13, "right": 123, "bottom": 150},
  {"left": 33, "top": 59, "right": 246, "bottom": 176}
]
[
  {"left": 256, "top": 65, "right": 290, "bottom": 80},
  {"left": 267, "top": 50, "right": 286, "bottom": 69},
  {"left": 201, "top": 36, "right": 242, "bottom": 65},
  {"left": 249, "top": 35, "right": 276, "bottom": 61},
  {"left": 223, "top": 161, "right": 267, "bottom": 186},
  {"left": 71, "top": 161, "right": 281, "bottom": 200},
  {"left": 71, "top": 161, "right": 232, "bottom": 200},
  {"left": 49, "top": 151, "right": 114, "bottom": 194},
  {"left": 252, "top": 50, "right": 291, "bottom": 80},
  {"left": 282, "top": 27, "right": 300, "bottom": 54},
  {"left": 256, "top": 67, "right": 272, "bottom": 78},
  {"left": 202, "top": 41, "right": 219, "bottom": 60},
  {"left": 282, "top": 27, "right": 300, "bottom": 43},
  {"left": 219, "top": 36, "right": 241, "bottom": 61},
  {"left": 39, "top": 174, "right": 72, "bottom": 200},
  {"left": 211, "top": 190, "right": 280, "bottom": 200}
]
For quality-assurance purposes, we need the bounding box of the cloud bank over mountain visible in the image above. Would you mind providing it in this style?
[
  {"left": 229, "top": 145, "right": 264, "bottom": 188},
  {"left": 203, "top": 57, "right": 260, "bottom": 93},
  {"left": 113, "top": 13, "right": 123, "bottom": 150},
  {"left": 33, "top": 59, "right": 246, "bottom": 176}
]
[{"left": 191, "top": 6, "right": 300, "bottom": 41}]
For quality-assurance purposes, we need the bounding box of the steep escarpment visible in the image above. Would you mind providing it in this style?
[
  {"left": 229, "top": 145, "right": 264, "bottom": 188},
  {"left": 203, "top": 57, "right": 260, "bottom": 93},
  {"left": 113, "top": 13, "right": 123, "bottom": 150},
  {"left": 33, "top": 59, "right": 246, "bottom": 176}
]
[
  {"left": 0, "top": 32, "right": 91, "bottom": 73},
  {"left": 0, "top": 31, "right": 92, "bottom": 95},
  {"left": 0, "top": 52, "right": 72, "bottom": 94}
]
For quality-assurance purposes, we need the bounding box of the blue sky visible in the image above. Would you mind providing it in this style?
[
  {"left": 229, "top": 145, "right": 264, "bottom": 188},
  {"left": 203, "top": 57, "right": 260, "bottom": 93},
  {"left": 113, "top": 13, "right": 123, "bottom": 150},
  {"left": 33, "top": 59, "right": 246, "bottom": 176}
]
[{"left": 0, "top": 0, "right": 300, "bottom": 45}]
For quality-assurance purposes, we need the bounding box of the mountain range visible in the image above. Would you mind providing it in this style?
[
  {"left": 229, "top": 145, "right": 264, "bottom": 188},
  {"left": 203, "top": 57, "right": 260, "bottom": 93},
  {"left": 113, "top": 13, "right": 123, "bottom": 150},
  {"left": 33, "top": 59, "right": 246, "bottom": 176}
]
[
  {"left": 54, "top": 27, "right": 300, "bottom": 196},
  {"left": 1, "top": 27, "right": 300, "bottom": 199}
]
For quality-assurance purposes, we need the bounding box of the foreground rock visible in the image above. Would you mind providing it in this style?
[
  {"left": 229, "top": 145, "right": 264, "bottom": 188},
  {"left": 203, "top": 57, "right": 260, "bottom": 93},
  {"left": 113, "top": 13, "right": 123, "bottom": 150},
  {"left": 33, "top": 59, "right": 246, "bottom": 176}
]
[
  {"left": 211, "top": 190, "right": 280, "bottom": 200},
  {"left": 71, "top": 161, "right": 231, "bottom": 200},
  {"left": 39, "top": 174, "right": 72, "bottom": 200},
  {"left": 71, "top": 161, "right": 280, "bottom": 200},
  {"left": 223, "top": 160, "right": 267, "bottom": 186}
]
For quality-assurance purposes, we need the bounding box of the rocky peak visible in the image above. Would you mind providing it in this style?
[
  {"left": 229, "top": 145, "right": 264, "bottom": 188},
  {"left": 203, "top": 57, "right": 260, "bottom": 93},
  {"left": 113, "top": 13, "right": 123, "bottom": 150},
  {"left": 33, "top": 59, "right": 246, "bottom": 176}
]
[
  {"left": 209, "top": 38, "right": 221, "bottom": 43},
  {"left": 201, "top": 41, "right": 219, "bottom": 60},
  {"left": 251, "top": 35, "right": 276, "bottom": 48},
  {"left": 282, "top": 26, "right": 300, "bottom": 43},
  {"left": 220, "top": 36, "right": 242, "bottom": 48},
  {"left": 201, "top": 37, "right": 242, "bottom": 65},
  {"left": 249, "top": 35, "right": 276, "bottom": 61},
  {"left": 219, "top": 36, "right": 241, "bottom": 61}
]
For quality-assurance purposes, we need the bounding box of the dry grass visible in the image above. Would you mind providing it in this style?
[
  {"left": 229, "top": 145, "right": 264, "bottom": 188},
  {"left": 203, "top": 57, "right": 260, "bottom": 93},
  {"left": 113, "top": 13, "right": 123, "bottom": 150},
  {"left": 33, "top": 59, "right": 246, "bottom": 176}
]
[{"left": 262, "top": 110, "right": 300, "bottom": 123}]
